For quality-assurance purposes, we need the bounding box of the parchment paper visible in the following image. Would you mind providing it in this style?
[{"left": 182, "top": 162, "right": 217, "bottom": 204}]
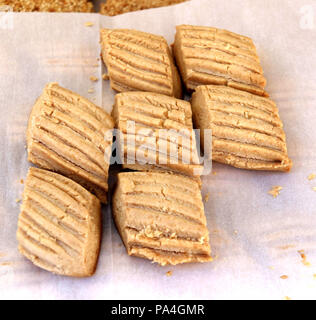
[{"left": 0, "top": 0, "right": 316, "bottom": 300}]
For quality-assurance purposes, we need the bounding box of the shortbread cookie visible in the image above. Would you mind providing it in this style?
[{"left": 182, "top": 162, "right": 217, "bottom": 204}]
[
  {"left": 1, "top": 0, "right": 93, "bottom": 12},
  {"left": 100, "top": 29, "right": 182, "bottom": 98},
  {"left": 17, "top": 168, "right": 101, "bottom": 277},
  {"left": 173, "top": 25, "right": 268, "bottom": 96},
  {"left": 112, "top": 171, "right": 212, "bottom": 266},
  {"left": 27, "top": 83, "right": 114, "bottom": 203},
  {"left": 100, "top": 0, "right": 188, "bottom": 16},
  {"left": 191, "top": 85, "right": 292, "bottom": 172},
  {"left": 112, "top": 91, "right": 202, "bottom": 177}
]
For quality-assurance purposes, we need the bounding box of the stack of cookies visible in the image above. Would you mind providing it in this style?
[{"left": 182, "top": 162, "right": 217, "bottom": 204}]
[{"left": 17, "top": 24, "right": 292, "bottom": 276}]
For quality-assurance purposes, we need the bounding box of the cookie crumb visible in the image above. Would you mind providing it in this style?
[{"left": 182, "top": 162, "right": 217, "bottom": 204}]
[
  {"left": 298, "top": 250, "right": 311, "bottom": 267},
  {"left": 89, "top": 76, "right": 99, "bottom": 82},
  {"left": 284, "top": 296, "right": 291, "bottom": 300},
  {"left": 20, "top": 179, "right": 24, "bottom": 184},
  {"left": 268, "top": 186, "right": 283, "bottom": 198},
  {"left": 102, "top": 73, "right": 110, "bottom": 80},
  {"left": 280, "top": 275, "right": 288, "bottom": 279},
  {"left": 308, "top": 173, "right": 315, "bottom": 181},
  {"left": 16, "top": 198, "right": 21, "bottom": 203},
  {"left": 204, "top": 192, "right": 210, "bottom": 203},
  {"left": 312, "top": 187, "right": 316, "bottom": 192},
  {"left": 166, "top": 271, "right": 172, "bottom": 277},
  {"left": 212, "top": 171, "right": 217, "bottom": 175},
  {"left": 234, "top": 230, "right": 238, "bottom": 235},
  {"left": 88, "top": 88, "right": 94, "bottom": 94},
  {"left": 84, "top": 22, "right": 94, "bottom": 27}
]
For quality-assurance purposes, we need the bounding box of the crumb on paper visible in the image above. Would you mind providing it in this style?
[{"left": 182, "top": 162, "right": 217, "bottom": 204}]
[
  {"left": 312, "top": 187, "right": 316, "bottom": 192},
  {"left": 20, "top": 179, "right": 24, "bottom": 184},
  {"left": 0, "top": 262, "right": 12, "bottom": 266},
  {"left": 89, "top": 76, "right": 99, "bottom": 82},
  {"left": 298, "top": 250, "right": 311, "bottom": 267},
  {"left": 166, "top": 271, "right": 172, "bottom": 277},
  {"left": 234, "top": 230, "right": 238, "bottom": 235},
  {"left": 102, "top": 73, "right": 110, "bottom": 80},
  {"left": 204, "top": 192, "right": 210, "bottom": 203},
  {"left": 84, "top": 22, "right": 94, "bottom": 27},
  {"left": 278, "top": 244, "right": 296, "bottom": 250},
  {"left": 268, "top": 186, "right": 283, "bottom": 198},
  {"left": 15, "top": 198, "right": 21, "bottom": 203},
  {"left": 88, "top": 88, "right": 94, "bottom": 94},
  {"left": 280, "top": 275, "right": 288, "bottom": 279},
  {"left": 308, "top": 173, "right": 316, "bottom": 181},
  {"left": 212, "top": 171, "right": 217, "bottom": 175},
  {"left": 92, "top": 64, "right": 99, "bottom": 67},
  {"left": 313, "top": 274, "right": 316, "bottom": 279},
  {"left": 269, "top": 266, "right": 275, "bottom": 270},
  {"left": 284, "top": 296, "right": 291, "bottom": 300}
]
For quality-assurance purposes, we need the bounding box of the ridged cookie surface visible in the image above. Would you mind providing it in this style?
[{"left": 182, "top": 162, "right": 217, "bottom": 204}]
[
  {"left": 173, "top": 25, "right": 267, "bottom": 96},
  {"left": 100, "top": 29, "right": 182, "bottom": 98},
  {"left": 17, "top": 168, "right": 101, "bottom": 277},
  {"left": 112, "top": 171, "right": 211, "bottom": 266},
  {"left": 191, "top": 85, "right": 292, "bottom": 172},
  {"left": 27, "top": 83, "right": 114, "bottom": 203},
  {"left": 112, "top": 91, "right": 202, "bottom": 177}
]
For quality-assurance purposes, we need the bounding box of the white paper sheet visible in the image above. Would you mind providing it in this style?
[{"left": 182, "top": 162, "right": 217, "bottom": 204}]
[{"left": 0, "top": 0, "right": 316, "bottom": 300}]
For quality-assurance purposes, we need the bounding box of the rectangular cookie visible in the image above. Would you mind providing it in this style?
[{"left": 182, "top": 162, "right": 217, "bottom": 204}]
[
  {"left": 27, "top": 82, "right": 114, "bottom": 204},
  {"left": 100, "top": 0, "right": 188, "bottom": 16},
  {"left": 100, "top": 28, "right": 182, "bottom": 98},
  {"left": 191, "top": 85, "right": 292, "bottom": 172},
  {"left": 17, "top": 167, "right": 101, "bottom": 277},
  {"left": 112, "top": 171, "right": 212, "bottom": 266},
  {"left": 173, "top": 25, "right": 268, "bottom": 96},
  {"left": 112, "top": 91, "right": 202, "bottom": 177}
]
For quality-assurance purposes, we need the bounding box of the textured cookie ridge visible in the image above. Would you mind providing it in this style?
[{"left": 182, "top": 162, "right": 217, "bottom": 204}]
[
  {"left": 112, "top": 91, "right": 203, "bottom": 177},
  {"left": 191, "top": 85, "right": 292, "bottom": 172},
  {"left": 17, "top": 167, "right": 101, "bottom": 277},
  {"left": 112, "top": 171, "right": 212, "bottom": 266},
  {"left": 173, "top": 25, "right": 268, "bottom": 96},
  {"left": 100, "top": 28, "right": 182, "bottom": 98},
  {"left": 27, "top": 82, "right": 114, "bottom": 203}
]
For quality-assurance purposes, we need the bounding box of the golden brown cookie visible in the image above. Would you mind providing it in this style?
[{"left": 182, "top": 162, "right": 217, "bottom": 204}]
[
  {"left": 112, "top": 91, "right": 202, "bottom": 177},
  {"left": 0, "top": 0, "right": 93, "bottom": 12},
  {"left": 100, "top": 0, "right": 188, "bottom": 16},
  {"left": 100, "top": 28, "right": 182, "bottom": 98},
  {"left": 112, "top": 171, "right": 212, "bottom": 266},
  {"left": 173, "top": 25, "right": 268, "bottom": 96},
  {"left": 191, "top": 85, "right": 292, "bottom": 172},
  {"left": 27, "top": 83, "right": 114, "bottom": 203},
  {"left": 17, "top": 167, "right": 101, "bottom": 277}
]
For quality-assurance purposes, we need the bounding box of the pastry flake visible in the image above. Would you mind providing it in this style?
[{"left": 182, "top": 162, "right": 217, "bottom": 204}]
[
  {"left": 191, "top": 85, "right": 292, "bottom": 172},
  {"left": 17, "top": 168, "right": 101, "bottom": 277},
  {"left": 112, "top": 171, "right": 212, "bottom": 266},
  {"left": 112, "top": 91, "right": 202, "bottom": 177},
  {"left": 27, "top": 82, "right": 114, "bottom": 203},
  {"left": 100, "top": 28, "right": 182, "bottom": 98},
  {"left": 173, "top": 25, "right": 268, "bottom": 96}
]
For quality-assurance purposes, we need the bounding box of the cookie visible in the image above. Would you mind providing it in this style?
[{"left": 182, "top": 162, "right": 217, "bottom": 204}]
[
  {"left": 27, "top": 82, "right": 114, "bottom": 203},
  {"left": 100, "top": 28, "right": 182, "bottom": 98},
  {"left": 112, "top": 171, "right": 212, "bottom": 266},
  {"left": 191, "top": 85, "right": 292, "bottom": 171},
  {"left": 112, "top": 91, "right": 202, "bottom": 177},
  {"left": 173, "top": 25, "right": 268, "bottom": 96},
  {"left": 17, "top": 168, "right": 101, "bottom": 277}
]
